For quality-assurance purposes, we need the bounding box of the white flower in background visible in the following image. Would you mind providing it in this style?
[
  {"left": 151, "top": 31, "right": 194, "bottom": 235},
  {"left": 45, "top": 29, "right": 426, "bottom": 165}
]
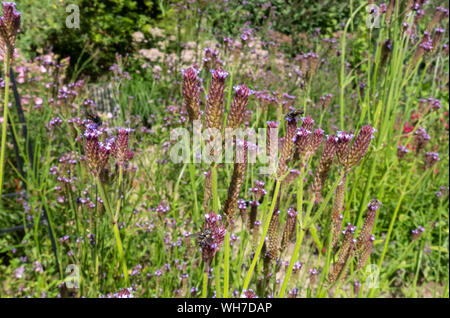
[
  {"left": 149, "top": 27, "right": 164, "bottom": 38},
  {"left": 139, "top": 48, "right": 164, "bottom": 62},
  {"left": 132, "top": 31, "right": 145, "bottom": 43}
]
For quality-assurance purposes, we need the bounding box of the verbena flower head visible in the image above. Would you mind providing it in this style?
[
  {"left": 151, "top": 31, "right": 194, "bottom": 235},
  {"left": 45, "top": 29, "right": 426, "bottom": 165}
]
[
  {"left": 277, "top": 117, "right": 298, "bottom": 178},
  {"left": 241, "top": 289, "right": 258, "bottom": 298},
  {"left": 296, "top": 127, "right": 311, "bottom": 155},
  {"left": 414, "top": 127, "right": 430, "bottom": 153},
  {"left": 223, "top": 140, "right": 248, "bottom": 224},
  {"left": 112, "top": 127, "right": 134, "bottom": 166},
  {"left": 84, "top": 127, "right": 104, "bottom": 176},
  {"left": 205, "top": 67, "right": 228, "bottom": 130},
  {"left": 0, "top": 2, "right": 21, "bottom": 60},
  {"left": 267, "top": 209, "right": 280, "bottom": 260},
  {"left": 201, "top": 212, "right": 226, "bottom": 263},
  {"left": 346, "top": 125, "right": 375, "bottom": 167},
  {"left": 356, "top": 198, "right": 381, "bottom": 250},
  {"left": 98, "top": 140, "right": 113, "bottom": 170},
  {"left": 427, "top": 97, "right": 442, "bottom": 111},
  {"left": 105, "top": 287, "right": 135, "bottom": 298},
  {"left": 308, "top": 128, "right": 324, "bottom": 157},
  {"left": 397, "top": 144, "right": 409, "bottom": 160},
  {"left": 227, "top": 84, "right": 251, "bottom": 129},
  {"left": 336, "top": 130, "right": 354, "bottom": 165},
  {"left": 301, "top": 116, "right": 314, "bottom": 131},
  {"left": 312, "top": 135, "right": 338, "bottom": 199},
  {"left": 281, "top": 207, "right": 297, "bottom": 250},
  {"left": 182, "top": 66, "right": 201, "bottom": 122},
  {"left": 424, "top": 152, "right": 440, "bottom": 168},
  {"left": 411, "top": 226, "right": 425, "bottom": 241},
  {"left": 249, "top": 179, "right": 267, "bottom": 201}
]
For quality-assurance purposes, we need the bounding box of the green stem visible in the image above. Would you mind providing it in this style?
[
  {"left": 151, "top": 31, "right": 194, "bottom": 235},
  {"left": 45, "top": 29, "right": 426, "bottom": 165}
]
[
  {"left": 96, "top": 177, "right": 129, "bottom": 286},
  {"left": 368, "top": 169, "right": 413, "bottom": 297},
  {"left": 223, "top": 231, "right": 230, "bottom": 298},
  {"left": 202, "top": 264, "right": 209, "bottom": 298},
  {"left": 210, "top": 164, "right": 221, "bottom": 297},
  {"left": 279, "top": 170, "right": 346, "bottom": 297},
  {"left": 242, "top": 179, "right": 281, "bottom": 292},
  {"left": 115, "top": 165, "right": 123, "bottom": 221},
  {"left": 113, "top": 221, "right": 129, "bottom": 285},
  {"left": 0, "top": 53, "right": 10, "bottom": 199}
]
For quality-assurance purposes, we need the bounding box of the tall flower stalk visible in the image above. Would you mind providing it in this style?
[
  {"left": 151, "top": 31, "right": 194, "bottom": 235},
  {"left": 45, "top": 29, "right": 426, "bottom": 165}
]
[
  {"left": 223, "top": 140, "right": 248, "bottom": 297},
  {"left": 0, "top": 2, "right": 20, "bottom": 199},
  {"left": 84, "top": 125, "right": 132, "bottom": 286},
  {"left": 200, "top": 211, "right": 226, "bottom": 298}
]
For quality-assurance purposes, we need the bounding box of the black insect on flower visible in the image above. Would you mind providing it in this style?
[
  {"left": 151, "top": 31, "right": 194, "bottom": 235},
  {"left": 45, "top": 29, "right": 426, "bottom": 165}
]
[
  {"left": 284, "top": 108, "right": 304, "bottom": 121},
  {"left": 85, "top": 111, "right": 102, "bottom": 127},
  {"left": 197, "top": 229, "right": 213, "bottom": 248}
]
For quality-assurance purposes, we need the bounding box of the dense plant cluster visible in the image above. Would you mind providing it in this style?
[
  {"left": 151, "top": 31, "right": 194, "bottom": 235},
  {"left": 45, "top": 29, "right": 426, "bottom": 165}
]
[{"left": 0, "top": 1, "right": 448, "bottom": 298}]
